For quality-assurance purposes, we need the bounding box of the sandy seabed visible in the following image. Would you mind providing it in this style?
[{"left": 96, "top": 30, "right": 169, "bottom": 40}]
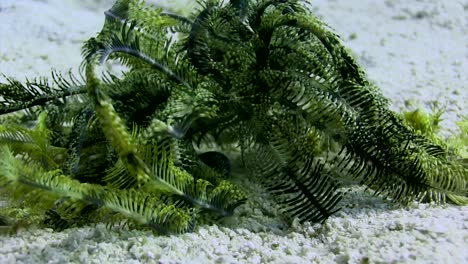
[{"left": 0, "top": 0, "right": 467, "bottom": 263}]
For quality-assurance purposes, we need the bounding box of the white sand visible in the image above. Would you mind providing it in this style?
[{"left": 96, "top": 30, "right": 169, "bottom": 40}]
[{"left": 0, "top": 0, "right": 467, "bottom": 263}]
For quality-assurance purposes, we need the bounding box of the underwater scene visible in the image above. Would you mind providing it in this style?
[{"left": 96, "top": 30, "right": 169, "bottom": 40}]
[{"left": 0, "top": 0, "right": 467, "bottom": 263}]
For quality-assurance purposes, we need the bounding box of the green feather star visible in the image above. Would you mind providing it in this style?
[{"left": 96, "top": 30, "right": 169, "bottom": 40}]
[{"left": 0, "top": 0, "right": 466, "bottom": 234}]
